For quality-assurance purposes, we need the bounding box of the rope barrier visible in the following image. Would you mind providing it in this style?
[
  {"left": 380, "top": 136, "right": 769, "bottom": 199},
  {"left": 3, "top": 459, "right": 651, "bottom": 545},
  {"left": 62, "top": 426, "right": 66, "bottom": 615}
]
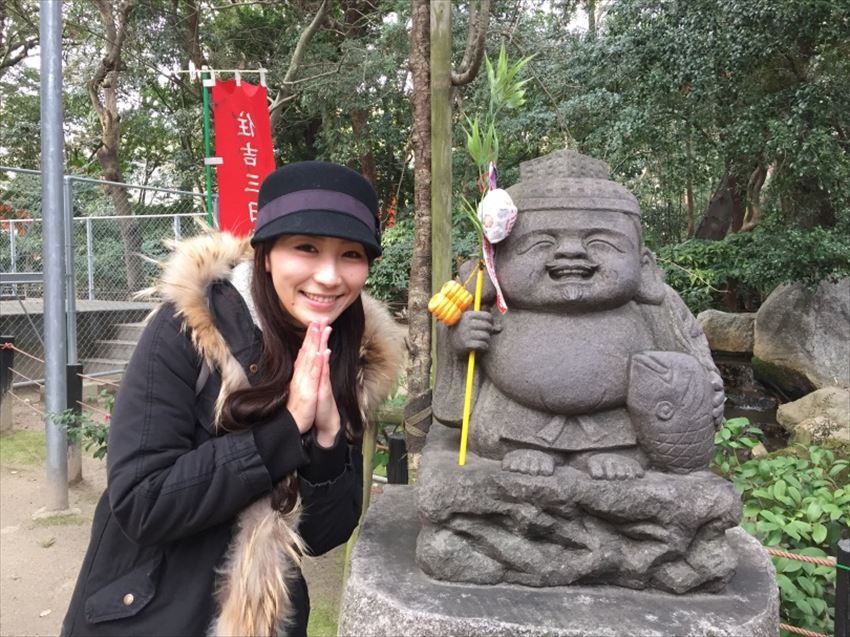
[
  {"left": 766, "top": 548, "right": 837, "bottom": 568},
  {"left": 6, "top": 390, "right": 45, "bottom": 417},
  {"left": 10, "top": 367, "right": 45, "bottom": 388},
  {"left": 5, "top": 343, "right": 45, "bottom": 364},
  {"left": 77, "top": 401, "right": 111, "bottom": 420},
  {"left": 779, "top": 623, "right": 828, "bottom": 637},
  {"left": 76, "top": 371, "right": 121, "bottom": 389}
]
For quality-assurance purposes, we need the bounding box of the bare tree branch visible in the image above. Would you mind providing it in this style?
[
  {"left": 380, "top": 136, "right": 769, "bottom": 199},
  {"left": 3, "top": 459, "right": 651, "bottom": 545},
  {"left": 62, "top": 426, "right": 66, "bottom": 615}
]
[
  {"left": 451, "top": 0, "right": 490, "bottom": 86},
  {"left": 0, "top": 1, "right": 39, "bottom": 78},
  {"left": 268, "top": 0, "right": 330, "bottom": 127}
]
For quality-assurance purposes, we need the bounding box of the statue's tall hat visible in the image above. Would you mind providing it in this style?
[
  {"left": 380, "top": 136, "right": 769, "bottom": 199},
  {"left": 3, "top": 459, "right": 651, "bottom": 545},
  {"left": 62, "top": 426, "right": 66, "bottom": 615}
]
[{"left": 507, "top": 150, "right": 640, "bottom": 217}]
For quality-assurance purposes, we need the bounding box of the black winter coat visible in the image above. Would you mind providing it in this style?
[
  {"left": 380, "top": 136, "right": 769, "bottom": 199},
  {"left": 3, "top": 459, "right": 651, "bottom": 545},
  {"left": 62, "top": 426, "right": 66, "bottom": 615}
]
[{"left": 61, "top": 234, "right": 404, "bottom": 637}]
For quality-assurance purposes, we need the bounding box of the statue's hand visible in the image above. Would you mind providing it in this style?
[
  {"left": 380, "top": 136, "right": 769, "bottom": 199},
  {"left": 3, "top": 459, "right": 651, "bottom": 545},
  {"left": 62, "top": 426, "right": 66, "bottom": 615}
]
[{"left": 448, "top": 310, "right": 494, "bottom": 353}]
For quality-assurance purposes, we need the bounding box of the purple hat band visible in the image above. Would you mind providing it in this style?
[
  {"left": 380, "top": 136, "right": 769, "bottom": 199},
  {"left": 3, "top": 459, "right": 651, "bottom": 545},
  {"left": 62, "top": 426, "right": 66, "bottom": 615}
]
[{"left": 256, "top": 188, "right": 376, "bottom": 233}]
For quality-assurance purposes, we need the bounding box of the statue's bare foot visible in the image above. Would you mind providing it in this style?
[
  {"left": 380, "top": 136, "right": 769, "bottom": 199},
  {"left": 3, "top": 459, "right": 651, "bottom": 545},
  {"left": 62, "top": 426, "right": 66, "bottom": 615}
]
[
  {"left": 502, "top": 449, "right": 556, "bottom": 476},
  {"left": 587, "top": 453, "right": 645, "bottom": 480}
]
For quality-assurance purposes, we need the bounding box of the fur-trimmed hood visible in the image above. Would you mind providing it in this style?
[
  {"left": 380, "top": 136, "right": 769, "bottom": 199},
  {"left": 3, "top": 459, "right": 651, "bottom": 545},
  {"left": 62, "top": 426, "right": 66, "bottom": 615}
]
[
  {"left": 155, "top": 231, "right": 405, "bottom": 425},
  {"left": 150, "top": 231, "right": 405, "bottom": 637}
]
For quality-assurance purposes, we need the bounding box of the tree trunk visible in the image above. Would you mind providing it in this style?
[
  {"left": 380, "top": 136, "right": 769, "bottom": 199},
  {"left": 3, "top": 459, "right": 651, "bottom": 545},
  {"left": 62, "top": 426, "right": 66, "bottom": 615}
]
[
  {"left": 351, "top": 109, "right": 378, "bottom": 188},
  {"left": 584, "top": 0, "right": 597, "bottom": 36},
  {"left": 685, "top": 133, "right": 695, "bottom": 237},
  {"left": 728, "top": 175, "right": 745, "bottom": 233},
  {"left": 694, "top": 174, "right": 745, "bottom": 240},
  {"left": 740, "top": 163, "right": 767, "bottom": 232},
  {"left": 405, "top": 0, "right": 432, "bottom": 456},
  {"left": 89, "top": 0, "right": 144, "bottom": 295},
  {"left": 344, "top": 1, "right": 379, "bottom": 190}
]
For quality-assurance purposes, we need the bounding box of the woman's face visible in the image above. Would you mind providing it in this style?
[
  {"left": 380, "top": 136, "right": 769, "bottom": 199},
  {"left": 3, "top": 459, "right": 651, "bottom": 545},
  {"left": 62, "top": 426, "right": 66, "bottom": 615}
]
[{"left": 265, "top": 234, "right": 369, "bottom": 327}]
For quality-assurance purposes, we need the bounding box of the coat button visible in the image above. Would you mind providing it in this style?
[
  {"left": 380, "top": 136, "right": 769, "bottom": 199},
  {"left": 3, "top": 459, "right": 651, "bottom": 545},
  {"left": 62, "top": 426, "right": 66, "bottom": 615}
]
[
  {"left": 249, "top": 363, "right": 258, "bottom": 374},
  {"left": 123, "top": 593, "right": 134, "bottom": 606}
]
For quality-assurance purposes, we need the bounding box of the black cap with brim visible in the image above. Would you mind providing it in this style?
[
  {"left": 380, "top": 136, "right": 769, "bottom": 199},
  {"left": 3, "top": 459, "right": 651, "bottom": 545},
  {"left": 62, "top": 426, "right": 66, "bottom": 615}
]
[
  {"left": 249, "top": 161, "right": 382, "bottom": 260},
  {"left": 251, "top": 209, "right": 382, "bottom": 260}
]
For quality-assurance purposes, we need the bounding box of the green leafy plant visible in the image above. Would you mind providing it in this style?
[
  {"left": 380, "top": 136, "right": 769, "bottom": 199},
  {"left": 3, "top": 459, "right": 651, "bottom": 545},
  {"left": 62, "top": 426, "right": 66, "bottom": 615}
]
[
  {"left": 713, "top": 418, "right": 850, "bottom": 635},
  {"left": 712, "top": 416, "right": 763, "bottom": 474},
  {"left": 460, "top": 45, "right": 534, "bottom": 244},
  {"left": 49, "top": 389, "right": 114, "bottom": 460},
  {"left": 656, "top": 221, "right": 850, "bottom": 314}
]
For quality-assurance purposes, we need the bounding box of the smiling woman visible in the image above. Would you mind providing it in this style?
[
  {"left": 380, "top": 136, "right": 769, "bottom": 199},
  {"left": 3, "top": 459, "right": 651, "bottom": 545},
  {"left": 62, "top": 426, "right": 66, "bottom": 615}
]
[
  {"left": 60, "top": 161, "right": 406, "bottom": 637},
  {"left": 265, "top": 234, "right": 370, "bottom": 327}
]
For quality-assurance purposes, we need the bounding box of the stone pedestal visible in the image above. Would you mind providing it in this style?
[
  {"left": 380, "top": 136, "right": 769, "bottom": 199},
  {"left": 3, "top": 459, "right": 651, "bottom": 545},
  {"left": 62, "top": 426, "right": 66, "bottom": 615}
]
[
  {"left": 339, "top": 486, "right": 779, "bottom": 637},
  {"left": 416, "top": 423, "right": 744, "bottom": 594}
]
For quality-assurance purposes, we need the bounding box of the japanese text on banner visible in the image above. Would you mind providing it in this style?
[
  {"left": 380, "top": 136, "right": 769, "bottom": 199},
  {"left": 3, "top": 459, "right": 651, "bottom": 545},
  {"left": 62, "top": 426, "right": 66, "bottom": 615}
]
[{"left": 212, "top": 79, "right": 276, "bottom": 236}]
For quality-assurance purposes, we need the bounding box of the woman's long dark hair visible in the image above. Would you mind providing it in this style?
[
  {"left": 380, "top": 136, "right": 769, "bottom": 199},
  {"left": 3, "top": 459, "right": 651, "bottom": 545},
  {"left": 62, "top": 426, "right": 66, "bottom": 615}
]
[{"left": 220, "top": 241, "right": 366, "bottom": 511}]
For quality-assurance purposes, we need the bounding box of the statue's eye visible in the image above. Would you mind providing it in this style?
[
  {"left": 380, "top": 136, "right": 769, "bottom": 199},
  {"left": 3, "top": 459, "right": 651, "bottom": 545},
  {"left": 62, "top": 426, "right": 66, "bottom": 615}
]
[
  {"left": 655, "top": 401, "right": 675, "bottom": 421},
  {"left": 515, "top": 237, "right": 555, "bottom": 255},
  {"left": 587, "top": 238, "right": 625, "bottom": 253}
]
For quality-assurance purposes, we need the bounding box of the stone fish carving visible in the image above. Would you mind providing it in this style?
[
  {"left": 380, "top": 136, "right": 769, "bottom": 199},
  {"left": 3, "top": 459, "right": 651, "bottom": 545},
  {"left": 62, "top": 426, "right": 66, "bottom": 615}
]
[
  {"left": 628, "top": 351, "right": 716, "bottom": 474},
  {"left": 416, "top": 150, "right": 742, "bottom": 595}
]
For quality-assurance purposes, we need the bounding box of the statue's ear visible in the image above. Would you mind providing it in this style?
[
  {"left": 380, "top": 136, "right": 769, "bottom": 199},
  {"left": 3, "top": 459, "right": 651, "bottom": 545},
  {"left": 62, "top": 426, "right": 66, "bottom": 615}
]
[{"left": 634, "top": 248, "right": 666, "bottom": 305}]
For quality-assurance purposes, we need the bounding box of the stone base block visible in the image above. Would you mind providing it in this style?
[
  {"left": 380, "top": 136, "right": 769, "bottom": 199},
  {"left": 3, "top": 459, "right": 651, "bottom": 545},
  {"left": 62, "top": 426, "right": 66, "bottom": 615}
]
[{"left": 339, "top": 486, "right": 779, "bottom": 637}]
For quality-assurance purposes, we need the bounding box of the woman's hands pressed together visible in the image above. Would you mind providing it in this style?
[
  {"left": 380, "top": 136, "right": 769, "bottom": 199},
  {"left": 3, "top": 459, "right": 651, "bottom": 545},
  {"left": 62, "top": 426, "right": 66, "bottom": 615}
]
[{"left": 287, "top": 319, "right": 341, "bottom": 448}]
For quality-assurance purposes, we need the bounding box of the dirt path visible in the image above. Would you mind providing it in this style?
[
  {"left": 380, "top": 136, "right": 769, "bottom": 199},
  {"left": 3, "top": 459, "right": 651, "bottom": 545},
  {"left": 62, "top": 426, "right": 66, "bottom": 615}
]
[{"left": 0, "top": 388, "right": 347, "bottom": 637}]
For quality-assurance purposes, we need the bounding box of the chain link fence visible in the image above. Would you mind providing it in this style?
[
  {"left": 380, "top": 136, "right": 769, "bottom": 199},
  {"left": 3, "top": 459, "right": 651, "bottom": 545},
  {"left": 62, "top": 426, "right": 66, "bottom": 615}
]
[{"left": 1, "top": 166, "right": 210, "bottom": 384}]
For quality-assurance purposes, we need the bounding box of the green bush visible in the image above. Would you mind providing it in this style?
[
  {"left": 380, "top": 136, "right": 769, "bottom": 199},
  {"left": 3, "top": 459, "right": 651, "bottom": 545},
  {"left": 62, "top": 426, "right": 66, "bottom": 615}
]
[
  {"left": 365, "top": 214, "right": 483, "bottom": 306},
  {"left": 656, "top": 222, "right": 850, "bottom": 314},
  {"left": 713, "top": 418, "right": 850, "bottom": 636}
]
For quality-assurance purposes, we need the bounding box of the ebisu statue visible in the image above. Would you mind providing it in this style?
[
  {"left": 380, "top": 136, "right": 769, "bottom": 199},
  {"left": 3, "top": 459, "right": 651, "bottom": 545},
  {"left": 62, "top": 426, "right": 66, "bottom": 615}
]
[{"left": 416, "top": 150, "right": 742, "bottom": 594}]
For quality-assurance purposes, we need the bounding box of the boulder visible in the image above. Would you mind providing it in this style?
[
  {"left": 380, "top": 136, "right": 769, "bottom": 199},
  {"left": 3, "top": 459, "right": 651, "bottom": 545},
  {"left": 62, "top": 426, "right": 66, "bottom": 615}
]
[
  {"left": 697, "top": 310, "right": 755, "bottom": 353},
  {"left": 753, "top": 279, "right": 850, "bottom": 395},
  {"left": 777, "top": 387, "right": 850, "bottom": 445}
]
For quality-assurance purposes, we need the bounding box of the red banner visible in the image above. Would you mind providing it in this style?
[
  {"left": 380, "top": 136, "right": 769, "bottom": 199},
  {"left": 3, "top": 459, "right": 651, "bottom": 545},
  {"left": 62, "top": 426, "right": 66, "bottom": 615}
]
[{"left": 212, "top": 79, "right": 276, "bottom": 236}]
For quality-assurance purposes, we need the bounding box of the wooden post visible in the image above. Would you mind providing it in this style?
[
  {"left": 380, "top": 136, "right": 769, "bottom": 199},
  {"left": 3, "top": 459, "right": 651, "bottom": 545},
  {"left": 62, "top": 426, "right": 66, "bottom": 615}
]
[
  {"left": 430, "top": 1, "right": 452, "bottom": 306},
  {"left": 837, "top": 538, "right": 849, "bottom": 637},
  {"left": 0, "top": 336, "right": 14, "bottom": 433},
  {"left": 387, "top": 432, "right": 408, "bottom": 485},
  {"left": 66, "top": 364, "right": 83, "bottom": 484}
]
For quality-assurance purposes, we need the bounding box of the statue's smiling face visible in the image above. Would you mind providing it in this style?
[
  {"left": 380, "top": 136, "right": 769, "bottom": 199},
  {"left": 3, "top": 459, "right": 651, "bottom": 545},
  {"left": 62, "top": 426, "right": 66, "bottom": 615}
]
[{"left": 497, "top": 209, "right": 642, "bottom": 311}]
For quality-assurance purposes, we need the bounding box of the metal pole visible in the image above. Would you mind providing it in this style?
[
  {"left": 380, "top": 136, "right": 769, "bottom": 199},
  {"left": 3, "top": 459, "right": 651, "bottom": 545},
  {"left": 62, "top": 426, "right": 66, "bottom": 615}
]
[
  {"left": 387, "top": 432, "right": 408, "bottom": 485},
  {"left": 837, "top": 538, "right": 849, "bottom": 637},
  {"left": 85, "top": 218, "right": 94, "bottom": 300},
  {"left": 64, "top": 177, "right": 78, "bottom": 365},
  {"left": 40, "top": 0, "right": 69, "bottom": 511},
  {"left": 173, "top": 213, "right": 181, "bottom": 241},
  {"left": 66, "top": 363, "right": 83, "bottom": 484},
  {"left": 0, "top": 336, "right": 14, "bottom": 433},
  {"left": 201, "top": 70, "right": 216, "bottom": 226},
  {"left": 9, "top": 220, "right": 17, "bottom": 297}
]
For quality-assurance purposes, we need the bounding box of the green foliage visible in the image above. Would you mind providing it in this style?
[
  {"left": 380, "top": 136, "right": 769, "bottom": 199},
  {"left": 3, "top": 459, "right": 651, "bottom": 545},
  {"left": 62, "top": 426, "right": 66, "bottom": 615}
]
[
  {"left": 713, "top": 418, "right": 850, "bottom": 635},
  {"left": 656, "top": 221, "right": 850, "bottom": 313},
  {"left": 365, "top": 217, "right": 413, "bottom": 304},
  {"left": 461, "top": 45, "right": 534, "bottom": 239},
  {"left": 712, "top": 417, "right": 763, "bottom": 475},
  {"left": 51, "top": 389, "right": 114, "bottom": 460}
]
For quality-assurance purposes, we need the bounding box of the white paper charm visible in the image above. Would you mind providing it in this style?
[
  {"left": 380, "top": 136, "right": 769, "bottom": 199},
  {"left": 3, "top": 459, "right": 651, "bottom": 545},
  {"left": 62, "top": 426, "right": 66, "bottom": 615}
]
[{"left": 477, "top": 188, "right": 517, "bottom": 244}]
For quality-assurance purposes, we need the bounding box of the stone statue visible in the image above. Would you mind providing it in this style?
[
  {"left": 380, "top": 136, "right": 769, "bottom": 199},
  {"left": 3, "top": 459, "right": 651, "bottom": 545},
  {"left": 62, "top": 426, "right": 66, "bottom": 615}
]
[{"left": 416, "top": 151, "right": 742, "bottom": 594}]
